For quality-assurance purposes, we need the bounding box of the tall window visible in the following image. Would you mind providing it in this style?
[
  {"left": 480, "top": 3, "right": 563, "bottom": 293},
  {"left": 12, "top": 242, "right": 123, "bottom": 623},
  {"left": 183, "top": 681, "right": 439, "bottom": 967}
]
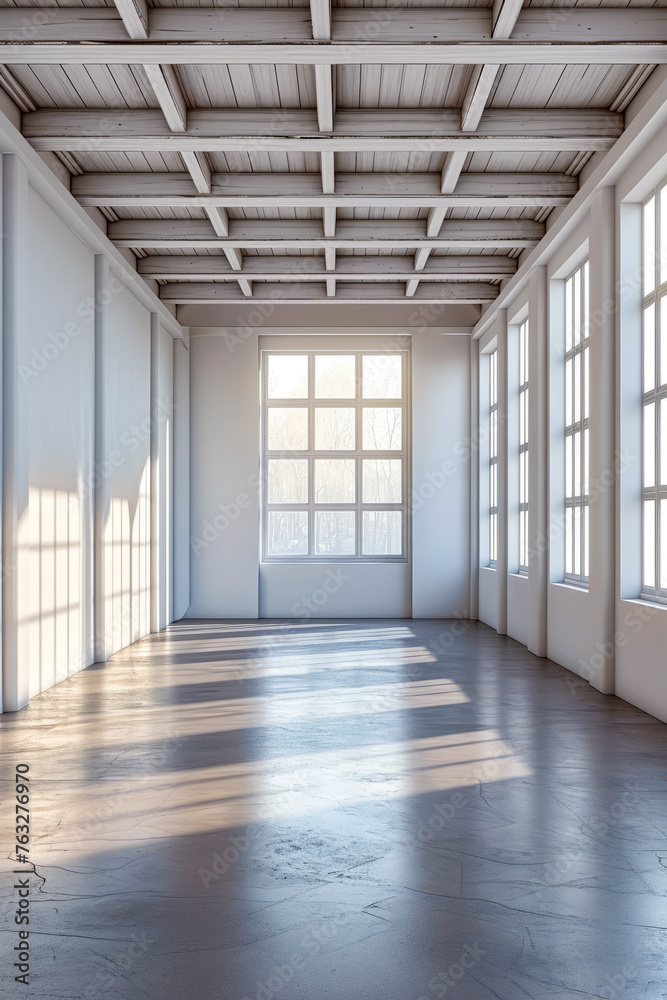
[
  {"left": 489, "top": 349, "right": 498, "bottom": 566},
  {"left": 518, "top": 319, "right": 530, "bottom": 573},
  {"left": 642, "top": 183, "right": 667, "bottom": 601},
  {"left": 262, "top": 350, "right": 408, "bottom": 560},
  {"left": 564, "top": 259, "right": 590, "bottom": 584}
]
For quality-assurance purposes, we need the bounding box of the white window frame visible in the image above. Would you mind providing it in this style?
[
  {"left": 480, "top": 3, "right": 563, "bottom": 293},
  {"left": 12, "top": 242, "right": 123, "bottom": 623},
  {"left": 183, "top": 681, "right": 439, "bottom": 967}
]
[
  {"left": 489, "top": 348, "right": 499, "bottom": 567},
  {"left": 564, "top": 258, "right": 590, "bottom": 586},
  {"left": 641, "top": 181, "right": 667, "bottom": 603},
  {"left": 518, "top": 318, "right": 530, "bottom": 574},
  {"left": 261, "top": 349, "right": 410, "bottom": 562}
]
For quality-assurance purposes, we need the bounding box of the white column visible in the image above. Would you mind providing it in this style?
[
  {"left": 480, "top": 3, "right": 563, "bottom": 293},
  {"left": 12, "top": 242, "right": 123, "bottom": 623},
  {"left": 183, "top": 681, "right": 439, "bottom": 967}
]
[
  {"left": 150, "top": 312, "right": 159, "bottom": 634},
  {"left": 172, "top": 336, "right": 190, "bottom": 621},
  {"left": 93, "top": 254, "right": 109, "bottom": 662},
  {"left": 2, "top": 155, "right": 30, "bottom": 711},
  {"left": 469, "top": 337, "right": 480, "bottom": 620},
  {"left": 528, "top": 265, "right": 548, "bottom": 656},
  {"left": 588, "top": 185, "right": 616, "bottom": 694},
  {"left": 497, "top": 309, "right": 509, "bottom": 635}
]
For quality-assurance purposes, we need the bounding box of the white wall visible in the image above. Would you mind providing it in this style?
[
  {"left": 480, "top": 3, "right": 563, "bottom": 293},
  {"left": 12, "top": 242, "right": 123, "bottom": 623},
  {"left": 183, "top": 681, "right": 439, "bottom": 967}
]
[
  {"left": 151, "top": 318, "right": 174, "bottom": 632},
  {"left": 473, "top": 74, "right": 667, "bottom": 724},
  {"left": 95, "top": 263, "right": 152, "bottom": 659},
  {"left": 172, "top": 336, "right": 191, "bottom": 621},
  {"left": 187, "top": 327, "right": 472, "bottom": 620},
  {"left": 257, "top": 332, "right": 411, "bottom": 619},
  {"left": 25, "top": 186, "right": 96, "bottom": 697},
  {"left": 411, "top": 331, "right": 471, "bottom": 618},
  {"left": 188, "top": 329, "right": 260, "bottom": 618},
  {"left": 1, "top": 149, "right": 186, "bottom": 712}
]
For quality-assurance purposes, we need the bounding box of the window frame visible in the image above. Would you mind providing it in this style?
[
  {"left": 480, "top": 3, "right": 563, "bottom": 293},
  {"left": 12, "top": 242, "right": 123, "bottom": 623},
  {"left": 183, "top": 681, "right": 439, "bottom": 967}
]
[
  {"left": 641, "top": 182, "right": 667, "bottom": 604},
  {"left": 563, "top": 258, "right": 590, "bottom": 587},
  {"left": 261, "top": 348, "right": 410, "bottom": 563},
  {"left": 518, "top": 318, "right": 530, "bottom": 575}
]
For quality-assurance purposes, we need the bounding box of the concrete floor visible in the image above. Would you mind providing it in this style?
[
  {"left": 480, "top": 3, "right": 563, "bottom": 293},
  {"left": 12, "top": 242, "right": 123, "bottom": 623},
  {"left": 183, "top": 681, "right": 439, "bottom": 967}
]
[{"left": 1, "top": 619, "right": 667, "bottom": 1000}]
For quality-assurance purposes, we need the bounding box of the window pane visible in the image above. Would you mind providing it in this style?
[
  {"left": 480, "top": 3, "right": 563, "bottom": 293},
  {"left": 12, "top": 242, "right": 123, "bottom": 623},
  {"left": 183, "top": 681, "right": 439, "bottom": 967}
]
[
  {"left": 565, "top": 278, "right": 573, "bottom": 351},
  {"left": 490, "top": 513, "right": 497, "bottom": 563},
  {"left": 584, "top": 504, "right": 589, "bottom": 580},
  {"left": 268, "top": 459, "right": 308, "bottom": 504},
  {"left": 661, "top": 184, "right": 667, "bottom": 286},
  {"left": 644, "top": 196, "right": 656, "bottom": 296},
  {"left": 643, "top": 499, "right": 656, "bottom": 590},
  {"left": 267, "top": 408, "right": 308, "bottom": 451},
  {"left": 583, "top": 345, "right": 589, "bottom": 420},
  {"left": 661, "top": 398, "right": 667, "bottom": 487},
  {"left": 519, "top": 451, "right": 528, "bottom": 505},
  {"left": 565, "top": 358, "right": 573, "bottom": 426},
  {"left": 314, "top": 459, "right": 355, "bottom": 503},
  {"left": 490, "top": 462, "right": 497, "bottom": 508},
  {"left": 363, "top": 354, "right": 402, "bottom": 399},
  {"left": 363, "top": 460, "right": 402, "bottom": 503},
  {"left": 520, "top": 321, "right": 529, "bottom": 385},
  {"left": 314, "top": 408, "right": 355, "bottom": 450},
  {"left": 644, "top": 402, "right": 656, "bottom": 489},
  {"left": 573, "top": 430, "right": 581, "bottom": 497},
  {"left": 644, "top": 303, "right": 656, "bottom": 393},
  {"left": 573, "top": 352, "right": 581, "bottom": 423},
  {"left": 573, "top": 505, "right": 581, "bottom": 577},
  {"left": 314, "top": 355, "right": 356, "bottom": 399},
  {"left": 268, "top": 355, "right": 308, "bottom": 399},
  {"left": 490, "top": 408, "right": 498, "bottom": 459},
  {"left": 661, "top": 499, "right": 667, "bottom": 590},
  {"left": 520, "top": 510, "right": 528, "bottom": 570},
  {"left": 565, "top": 507, "right": 573, "bottom": 576},
  {"left": 519, "top": 389, "right": 529, "bottom": 447},
  {"left": 315, "top": 511, "right": 355, "bottom": 555},
  {"left": 565, "top": 434, "right": 573, "bottom": 499},
  {"left": 363, "top": 511, "right": 402, "bottom": 555},
  {"left": 583, "top": 427, "right": 589, "bottom": 497},
  {"left": 573, "top": 268, "right": 581, "bottom": 345},
  {"left": 267, "top": 511, "right": 308, "bottom": 556},
  {"left": 362, "top": 408, "right": 402, "bottom": 450},
  {"left": 661, "top": 295, "right": 667, "bottom": 389},
  {"left": 583, "top": 261, "right": 589, "bottom": 340}
]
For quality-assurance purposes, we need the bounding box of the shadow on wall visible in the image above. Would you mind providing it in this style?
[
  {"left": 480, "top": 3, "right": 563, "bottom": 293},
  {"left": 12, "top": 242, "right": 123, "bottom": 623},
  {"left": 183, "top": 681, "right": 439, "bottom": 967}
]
[{"left": 24, "top": 459, "right": 152, "bottom": 697}]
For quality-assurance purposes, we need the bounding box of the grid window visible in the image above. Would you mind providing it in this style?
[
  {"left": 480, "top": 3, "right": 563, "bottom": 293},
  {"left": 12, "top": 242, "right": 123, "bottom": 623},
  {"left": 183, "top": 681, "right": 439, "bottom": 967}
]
[
  {"left": 518, "top": 320, "right": 530, "bottom": 574},
  {"left": 489, "top": 349, "right": 499, "bottom": 566},
  {"left": 642, "top": 183, "right": 667, "bottom": 601},
  {"left": 262, "top": 351, "right": 408, "bottom": 560},
  {"left": 564, "top": 259, "right": 590, "bottom": 584}
]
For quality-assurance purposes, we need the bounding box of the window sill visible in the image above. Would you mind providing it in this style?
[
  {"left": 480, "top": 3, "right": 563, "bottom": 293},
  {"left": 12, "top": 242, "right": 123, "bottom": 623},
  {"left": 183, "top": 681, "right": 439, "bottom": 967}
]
[
  {"left": 625, "top": 595, "right": 667, "bottom": 611},
  {"left": 261, "top": 557, "right": 410, "bottom": 565},
  {"left": 552, "top": 580, "right": 589, "bottom": 594}
]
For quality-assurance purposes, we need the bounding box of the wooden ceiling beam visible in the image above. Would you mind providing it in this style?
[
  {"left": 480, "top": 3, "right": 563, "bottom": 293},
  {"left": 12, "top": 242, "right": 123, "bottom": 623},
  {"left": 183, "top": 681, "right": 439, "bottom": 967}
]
[
  {"left": 109, "top": 216, "right": 544, "bottom": 249},
  {"left": 415, "top": 0, "right": 525, "bottom": 290},
  {"left": 138, "top": 254, "right": 518, "bottom": 281},
  {"left": 159, "top": 280, "right": 500, "bottom": 303},
  {"left": 3, "top": 41, "right": 665, "bottom": 66},
  {"left": 72, "top": 171, "right": 579, "bottom": 200},
  {"left": 107, "top": 0, "right": 147, "bottom": 40},
  {"left": 24, "top": 108, "right": 623, "bottom": 154}
]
